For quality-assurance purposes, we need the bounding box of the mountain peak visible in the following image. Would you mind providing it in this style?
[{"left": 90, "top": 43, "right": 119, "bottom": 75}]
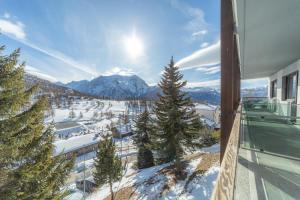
[
  {"left": 59, "top": 74, "right": 221, "bottom": 104},
  {"left": 65, "top": 74, "right": 149, "bottom": 99}
]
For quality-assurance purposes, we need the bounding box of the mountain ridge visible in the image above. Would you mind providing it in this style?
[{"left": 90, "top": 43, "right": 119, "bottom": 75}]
[
  {"left": 65, "top": 74, "right": 149, "bottom": 99},
  {"left": 25, "top": 73, "right": 268, "bottom": 105},
  {"left": 24, "top": 73, "right": 99, "bottom": 99},
  {"left": 64, "top": 74, "right": 221, "bottom": 104}
]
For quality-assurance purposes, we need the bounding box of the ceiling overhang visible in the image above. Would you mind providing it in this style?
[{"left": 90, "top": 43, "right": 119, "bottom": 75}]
[{"left": 233, "top": 0, "right": 300, "bottom": 80}]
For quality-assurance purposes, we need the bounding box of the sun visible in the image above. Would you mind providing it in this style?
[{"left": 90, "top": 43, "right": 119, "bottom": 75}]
[{"left": 123, "top": 31, "right": 144, "bottom": 60}]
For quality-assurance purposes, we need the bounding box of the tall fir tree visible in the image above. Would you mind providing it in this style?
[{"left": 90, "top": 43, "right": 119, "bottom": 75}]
[
  {"left": 152, "top": 57, "right": 203, "bottom": 178},
  {"left": 133, "top": 101, "right": 154, "bottom": 169},
  {"left": 0, "top": 46, "right": 74, "bottom": 200},
  {"left": 93, "top": 135, "right": 122, "bottom": 200},
  {"left": 79, "top": 111, "right": 83, "bottom": 119},
  {"left": 69, "top": 108, "right": 76, "bottom": 119}
]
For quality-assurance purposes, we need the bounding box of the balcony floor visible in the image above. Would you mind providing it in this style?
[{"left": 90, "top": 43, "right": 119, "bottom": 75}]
[
  {"left": 234, "top": 148, "right": 300, "bottom": 200},
  {"left": 242, "top": 117, "right": 300, "bottom": 159},
  {"left": 235, "top": 110, "right": 300, "bottom": 200}
]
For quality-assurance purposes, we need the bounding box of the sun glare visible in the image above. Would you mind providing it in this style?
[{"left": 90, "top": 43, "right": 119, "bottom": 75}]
[{"left": 123, "top": 31, "right": 144, "bottom": 60}]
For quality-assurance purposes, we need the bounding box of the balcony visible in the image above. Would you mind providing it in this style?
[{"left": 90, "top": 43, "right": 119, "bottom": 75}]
[
  {"left": 212, "top": 98, "right": 300, "bottom": 200},
  {"left": 241, "top": 97, "right": 300, "bottom": 159}
]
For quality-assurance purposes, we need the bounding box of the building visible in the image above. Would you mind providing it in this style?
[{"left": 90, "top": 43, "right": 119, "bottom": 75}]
[
  {"left": 195, "top": 104, "right": 217, "bottom": 121},
  {"left": 54, "top": 121, "right": 85, "bottom": 139},
  {"left": 76, "top": 177, "right": 97, "bottom": 193},
  {"left": 195, "top": 104, "right": 220, "bottom": 129},
  {"left": 112, "top": 123, "right": 133, "bottom": 138},
  {"left": 54, "top": 133, "right": 100, "bottom": 158},
  {"left": 213, "top": 106, "right": 221, "bottom": 126},
  {"left": 200, "top": 118, "right": 216, "bottom": 130},
  {"left": 212, "top": 0, "right": 300, "bottom": 199}
]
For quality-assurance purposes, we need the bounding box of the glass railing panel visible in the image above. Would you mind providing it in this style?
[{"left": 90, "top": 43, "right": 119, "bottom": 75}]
[{"left": 241, "top": 97, "right": 300, "bottom": 160}]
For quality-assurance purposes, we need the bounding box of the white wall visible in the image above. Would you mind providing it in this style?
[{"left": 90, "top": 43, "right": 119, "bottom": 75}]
[{"left": 269, "top": 59, "right": 300, "bottom": 104}]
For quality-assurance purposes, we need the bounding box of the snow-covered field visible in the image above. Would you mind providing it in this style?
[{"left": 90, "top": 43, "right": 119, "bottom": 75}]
[
  {"left": 46, "top": 98, "right": 220, "bottom": 200},
  {"left": 48, "top": 98, "right": 218, "bottom": 126},
  {"left": 47, "top": 99, "right": 130, "bottom": 123},
  {"left": 48, "top": 99, "right": 139, "bottom": 155}
]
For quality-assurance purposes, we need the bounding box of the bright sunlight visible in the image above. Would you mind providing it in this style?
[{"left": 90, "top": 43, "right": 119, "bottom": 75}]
[{"left": 123, "top": 31, "right": 144, "bottom": 60}]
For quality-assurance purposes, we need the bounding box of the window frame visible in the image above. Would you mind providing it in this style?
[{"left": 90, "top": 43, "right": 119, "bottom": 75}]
[
  {"left": 282, "top": 71, "right": 298, "bottom": 101},
  {"left": 270, "top": 79, "right": 277, "bottom": 98}
]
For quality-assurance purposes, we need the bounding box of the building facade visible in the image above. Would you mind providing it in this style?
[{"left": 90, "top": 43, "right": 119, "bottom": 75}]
[{"left": 212, "top": 0, "right": 300, "bottom": 199}]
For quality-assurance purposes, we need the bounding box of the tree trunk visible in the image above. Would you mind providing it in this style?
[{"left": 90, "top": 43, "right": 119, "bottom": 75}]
[
  {"left": 175, "top": 157, "right": 182, "bottom": 176},
  {"left": 109, "top": 180, "right": 114, "bottom": 200},
  {"left": 174, "top": 144, "right": 186, "bottom": 180}
]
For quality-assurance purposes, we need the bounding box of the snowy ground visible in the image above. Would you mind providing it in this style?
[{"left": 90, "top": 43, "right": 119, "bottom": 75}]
[
  {"left": 64, "top": 144, "right": 220, "bottom": 200},
  {"left": 49, "top": 99, "right": 139, "bottom": 157},
  {"left": 47, "top": 99, "right": 217, "bottom": 126},
  {"left": 48, "top": 100, "right": 123, "bottom": 122},
  {"left": 47, "top": 98, "right": 220, "bottom": 200}
]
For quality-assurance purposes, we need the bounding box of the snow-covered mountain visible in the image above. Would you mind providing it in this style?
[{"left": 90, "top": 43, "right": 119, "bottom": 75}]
[
  {"left": 142, "top": 86, "right": 221, "bottom": 105},
  {"left": 186, "top": 87, "right": 221, "bottom": 104},
  {"left": 63, "top": 74, "right": 221, "bottom": 104},
  {"left": 25, "top": 72, "right": 268, "bottom": 104},
  {"left": 66, "top": 75, "right": 149, "bottom": 99},
  {"left": 24, "top": 73, "right": 96, "bottom": 98},
  {"left": 241, "top": 86, "right": 268, "bottom": 97},
  {"left": 25, "top": 73, "right": 220, "bottom": 104}
]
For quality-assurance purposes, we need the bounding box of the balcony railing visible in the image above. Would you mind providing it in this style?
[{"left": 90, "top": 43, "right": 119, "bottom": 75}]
[
  {"left": 211, "top": 105, "right": 241, "bottom": 200},
  {"left": 241, "top": 97, "right": 300, "bottom": 160},
  {"left": 211, "top": 98, "right": 300, "bottom": 200}
]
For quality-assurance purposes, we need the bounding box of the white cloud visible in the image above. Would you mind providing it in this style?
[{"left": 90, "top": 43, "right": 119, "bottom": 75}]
[
  {"left": 4, "top": 12, "right": 10, "bottom": 19},
  {"left": 176, "top": 40, "right": 220, "bottom": 71},
  {"left": 197, "top": 66, "right": 220, "bottom": 74},
  {"left": 169, "top": 0, "right": 209, "bottom": 39},
  {"left": 25, "top": 65, "right": 58, "bottom": 82},
  {"left": 0, "top": 18, "right": 26, "bottom": 39},
  {"left": 103, "top": 67, "right": 136, "bottom": 76},
  {"left": 192, "top": 30, "right": 207, "bottom": 37},
  {"left": 201, "top": 42, "right": 209, "bottom": 48},
  {"left": 186, "top": 79, "right": 220, "bottom": 88},
  {"left": 206, "top": 68, "right": 220, "bottom": 74},
  {"left": 20, "top": 39, "right": 98, "bottom": 75},
  {"left": 0, "top": 16, "right": 97, "bottom": 76},
  {"left": 148, "top": 82, "right": 157, "bottom": 87}
]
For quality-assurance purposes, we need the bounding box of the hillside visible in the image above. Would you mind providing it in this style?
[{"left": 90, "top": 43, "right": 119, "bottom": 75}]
[
  {"left": 65, "top": 144, "right": 220, "bottom": 200},
  {"left": 24, "top": 73, "right": 99, "bottom": 99}
]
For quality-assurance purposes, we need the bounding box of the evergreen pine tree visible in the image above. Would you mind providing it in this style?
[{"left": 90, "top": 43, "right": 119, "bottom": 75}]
[
  {"left": 79, "top": 111, "right": 83, "bottom": 119},
  {"left": 69, "top": 108, "right": 76, "bottom": 119},
  {"left": 93, "top": 111, "right": 98, "bottom": 119},
  {"left": 152, "top": 57, "right": 203, "bottom": 178},
  {"left": 0, "top": 46, "right": 74, "bottom": 199},
  {"left": 93, "top": 135, "right": 122, "bottom": 200},
  {"left": 133, "top": 102, "right": 154, "bottom": 169}
]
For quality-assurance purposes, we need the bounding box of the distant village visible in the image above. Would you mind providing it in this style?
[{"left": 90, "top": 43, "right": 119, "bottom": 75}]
[{"left": 45, "top": 96, "right": 220, "bottom": 193}]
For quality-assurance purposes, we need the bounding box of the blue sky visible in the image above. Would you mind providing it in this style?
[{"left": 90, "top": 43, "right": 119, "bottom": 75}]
[{"left": 0, "top": 0, "right": 267, "bottom": 88}]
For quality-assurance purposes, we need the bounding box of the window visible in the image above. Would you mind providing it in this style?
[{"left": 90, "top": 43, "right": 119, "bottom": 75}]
[
  {"left": 282, "top": 71, "right": 298, "bottom": 101},
  {"left": 270, "top": 80, "right": 277, "bottom": 98}
]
